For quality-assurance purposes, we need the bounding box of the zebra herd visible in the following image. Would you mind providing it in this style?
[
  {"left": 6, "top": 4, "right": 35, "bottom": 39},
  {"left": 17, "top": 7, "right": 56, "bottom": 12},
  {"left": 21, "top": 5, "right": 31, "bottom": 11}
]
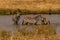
[{"left": 12, "top": 13, "right": 50, "bottom": 25}]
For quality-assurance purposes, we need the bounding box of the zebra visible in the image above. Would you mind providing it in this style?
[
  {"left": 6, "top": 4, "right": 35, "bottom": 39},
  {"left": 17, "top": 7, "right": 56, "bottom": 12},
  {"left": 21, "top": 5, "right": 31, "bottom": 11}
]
[
  {"left": 22, "top": 15, "right": 50, "bottom": 25},
  {"left": 12, "top": 13, "right": 20, "bottom": 24},
  {"left": 22, "top": 15, "right": 42, "bottom": 25},
  {"left": 41, "top": 17, "right": 50, "bottom": 25}
]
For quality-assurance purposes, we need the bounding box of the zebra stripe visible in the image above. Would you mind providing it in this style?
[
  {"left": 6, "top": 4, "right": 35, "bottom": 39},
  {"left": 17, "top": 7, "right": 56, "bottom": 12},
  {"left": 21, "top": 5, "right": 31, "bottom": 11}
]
[
  {"left": 22, "top": 15, "right": 42, "bottom": 25},
  {"left": 24, "top": 17, "right": 36, "bottom": 23}
]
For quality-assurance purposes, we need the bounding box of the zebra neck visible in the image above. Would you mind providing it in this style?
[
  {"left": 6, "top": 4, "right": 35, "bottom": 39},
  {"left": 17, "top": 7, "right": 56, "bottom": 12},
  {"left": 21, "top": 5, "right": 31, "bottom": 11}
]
[{"left": 34, "top": 15, "right": 42, "bottom": 19}]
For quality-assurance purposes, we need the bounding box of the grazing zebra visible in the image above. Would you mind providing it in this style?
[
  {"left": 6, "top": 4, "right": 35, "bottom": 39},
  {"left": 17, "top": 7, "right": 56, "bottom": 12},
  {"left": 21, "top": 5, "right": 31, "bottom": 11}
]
[
  {"left": 41, "top": 17, "right": 50, "bottom": 25},
  {"left": 12, "top": 13, "right": 20, "bottom": 24},
  {"left": 22, "top": 15, "right": 42, "bottom": 25}
]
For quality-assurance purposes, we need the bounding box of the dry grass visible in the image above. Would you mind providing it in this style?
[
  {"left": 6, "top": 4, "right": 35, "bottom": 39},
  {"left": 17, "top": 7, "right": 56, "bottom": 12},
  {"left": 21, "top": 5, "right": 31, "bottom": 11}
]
[
  {"left": 18, "top": 25, "right": 56, "bottom": 36},
  {"left": 0, "top": 0, "right": 60, "bottom": 15},
  {"left": 11, "top": 34, "right": 60, "bottom": 40},
  {"left": 0, "top": 25, "right": 59, "bottom": 40},
  {"left": 0, "top": 0, "right": 60, "bottom": 10}
]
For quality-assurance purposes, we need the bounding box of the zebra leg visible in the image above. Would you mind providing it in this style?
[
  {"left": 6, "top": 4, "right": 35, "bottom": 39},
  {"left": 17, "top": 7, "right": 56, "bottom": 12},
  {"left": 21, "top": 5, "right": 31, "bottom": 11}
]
[
  {"left": 13, "top": 21, "right": 18, "bottom": 25},
  {"left": 34, "top": 22, "right": 37, "bottom": 25},
  {"left": 45, "top": 21, "right": 50, "bottom": 25},
  {"left": 15, "top": 20, "right": 18, "bottom": 24},
  {"left": 35, "top": 23, "right": 37, "bottom": 25},
  {"left": 22, "top": 20, "right": 28, "bottom": 25},
  {"left": 25, "top": 22, "right": 28, "bottom": 25},
  {"left": 22, "top": 20, "right": 24, "bottom": 25}
]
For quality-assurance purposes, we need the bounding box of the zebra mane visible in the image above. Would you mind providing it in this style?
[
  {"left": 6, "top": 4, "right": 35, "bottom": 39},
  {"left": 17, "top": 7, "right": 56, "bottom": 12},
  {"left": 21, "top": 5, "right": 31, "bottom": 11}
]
[{"left": 34, "top": 15, "right": 42, "bottom": 19}]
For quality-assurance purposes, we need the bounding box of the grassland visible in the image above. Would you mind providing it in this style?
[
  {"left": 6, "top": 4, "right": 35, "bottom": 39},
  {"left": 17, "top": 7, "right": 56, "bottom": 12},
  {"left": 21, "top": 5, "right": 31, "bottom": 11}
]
[{"left": 0, "top": 25, "right": 59, "bottom": 40}]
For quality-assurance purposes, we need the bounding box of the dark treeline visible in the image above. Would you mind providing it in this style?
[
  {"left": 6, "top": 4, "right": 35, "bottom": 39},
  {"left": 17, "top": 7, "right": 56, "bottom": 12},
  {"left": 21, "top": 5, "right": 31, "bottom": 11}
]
[{"left": 0, "top": 9, "right": 60, "bottom": 15}]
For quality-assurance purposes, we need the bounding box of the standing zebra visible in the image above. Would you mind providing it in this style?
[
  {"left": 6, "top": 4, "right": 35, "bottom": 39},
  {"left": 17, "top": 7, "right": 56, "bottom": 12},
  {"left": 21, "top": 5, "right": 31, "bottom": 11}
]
[
  {"left": 12, "top": 13, "right": 20, "bottom": 24},
  {"left": 41, "top": 17, "right": 50, "bottom": 25},
  {"left": 22, "top": 15, "right": 50, "bottom": 25},
  {"left": 22, "top": 15, "right": 42, "bottom": 25}
]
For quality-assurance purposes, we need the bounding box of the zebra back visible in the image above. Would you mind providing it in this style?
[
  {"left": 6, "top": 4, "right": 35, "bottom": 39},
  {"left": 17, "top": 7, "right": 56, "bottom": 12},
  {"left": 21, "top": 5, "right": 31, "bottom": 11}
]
[
  {"left": 34, "top": 15, "right": 42, "bottom": 21},
  {"left": 24, "top": 17, "right": 36, "bottom": 23}
]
